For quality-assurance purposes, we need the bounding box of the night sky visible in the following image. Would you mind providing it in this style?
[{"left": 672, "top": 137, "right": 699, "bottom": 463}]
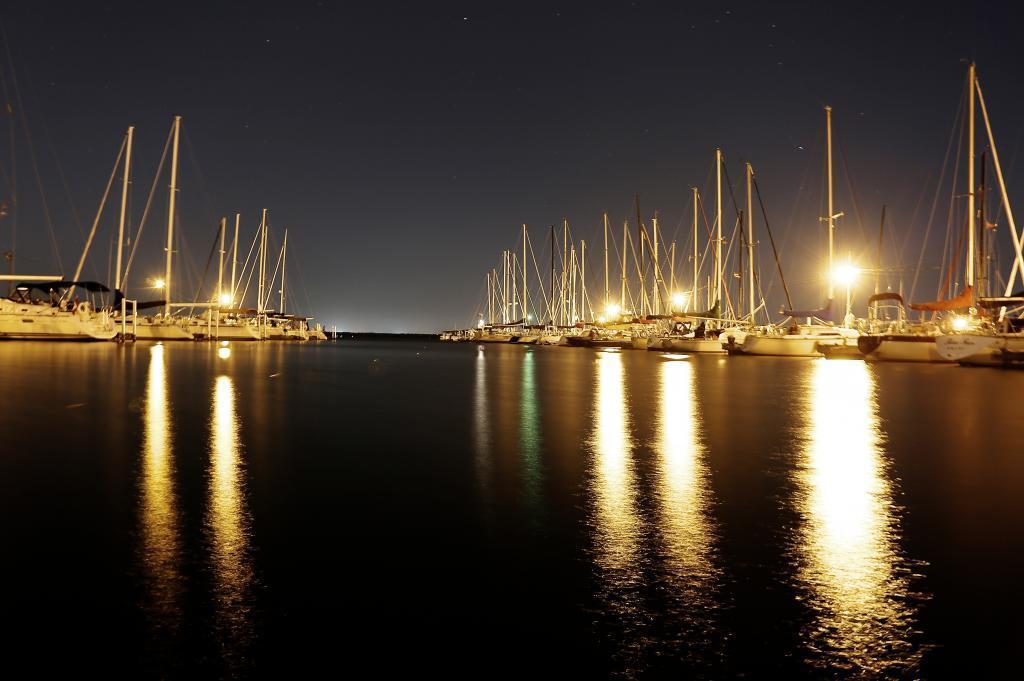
[{"left": 1, "top": 1, "right": 1020, "bottom": 332}]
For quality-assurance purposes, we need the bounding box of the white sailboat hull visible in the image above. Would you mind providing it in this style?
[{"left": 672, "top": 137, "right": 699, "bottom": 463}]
[
  {"left": 666, "top": 337, "right": 725, "bottom": 353},
  {"left": 538, "top": 334, "right": 567, "bottom": 345},
  {"left": 0, "top": 302, "right": 116, "bottom": 341},
  {"left": 935, "top": 333, "right": 1024, "bottom": 366},
  {"left": 740, "top": 333, "right": 844, "bottom": 357},
  {"left": 192, "top": 319, "right": 262, "bottom": 337},
  {"left": 265, "top": 325, "right": 309, "bottom": 340},
  {"left": 860, "top": 335, "right": 949, "bottom": 363},
  {"left": 133, "top": 318, "right": 194, "bottom": 340}
]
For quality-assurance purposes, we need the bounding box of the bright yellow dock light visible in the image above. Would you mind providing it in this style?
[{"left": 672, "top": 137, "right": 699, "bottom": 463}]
[
  {"left": 605, "top": 303, "right": 620, "bottom": 317},
  {"left": 477, "top": 318, "right": 485, "bottom": 328},
  {"left": 153, "top": 278, "right": 166, "bottom": 290},
  {"left": 951, "top": 315, "right": 969, "bottom": 331},
  {"left": 833, "top": 264, "right": 860, "bottom": 326},
  {"left": 833, "top": 264, "right": 859, "bottom": 286},
  {"left": 598, "top": 316, "right": 607, "bottom": 324},
  {"left": 219, "top": 293, "right": 232, "bottom": 305},
  {"left": 671, "top": 292, "right": 688, "bottom": 311}
]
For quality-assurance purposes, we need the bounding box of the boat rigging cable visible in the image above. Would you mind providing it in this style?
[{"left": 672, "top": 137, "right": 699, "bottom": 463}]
[
  {"left": 907, "top": 80, "right": 964, "bottom": 305},
  {"left": 122, "top": 124, "right": 173, "bottom": 293},
  {"left": 1, "top": 32, "right": 63, "bottom": 273},
  {"left": 751, "top": 175, "right": 794, "bottom": 311}
]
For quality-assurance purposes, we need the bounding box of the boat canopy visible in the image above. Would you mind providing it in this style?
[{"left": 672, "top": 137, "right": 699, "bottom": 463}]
[
  {"left": 783, "top": 298, "right": 834, "bottom": 322},
  {"left": 20, "top": 280, "right": 110, "bottom": 293},
  {"left": 909, "top": 285, "right": 973, "bottom": 312},
  {"left": 868, "top": 292, "right": 905, "bottom": 306}
]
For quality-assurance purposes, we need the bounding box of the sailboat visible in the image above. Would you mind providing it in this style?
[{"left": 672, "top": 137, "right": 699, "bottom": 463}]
[
  {"left": 929, "top": 66, "right": 1024, "bottom": 368},
  {"left": 0, "top": 279, "right": 117, "bottom": 340},
  {"left": 737, "top": 106, "right": 857, "bottom": 357},
  {"left": 0, "top": 124, "right": 130, "bottom": 341},
  {"left": 653, "top": 151, "right": 728, "bottom": 354},
  {"left": 858, "top": 64, "right": 1024, "bottom": 363},
  {"left": 124, "top": 117, "right": 194, "bottom": 340}
]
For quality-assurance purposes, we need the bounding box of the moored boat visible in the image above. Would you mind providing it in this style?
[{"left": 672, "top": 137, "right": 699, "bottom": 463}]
[{"left": 0, "top": 280, "right": 117, "bottom": 341}]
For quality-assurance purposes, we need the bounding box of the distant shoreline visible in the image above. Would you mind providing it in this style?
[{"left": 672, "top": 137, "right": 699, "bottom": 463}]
[{"left": 331, "top": 332, "right": 437, "bottom": 341}]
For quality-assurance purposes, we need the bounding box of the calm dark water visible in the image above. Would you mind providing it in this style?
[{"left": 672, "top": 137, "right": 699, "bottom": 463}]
[{"left": 2, "top": 340, "right": 1023, "bottom": 678}]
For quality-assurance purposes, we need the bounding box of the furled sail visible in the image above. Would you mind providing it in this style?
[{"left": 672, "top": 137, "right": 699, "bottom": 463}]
[
  {"left": 909, "top": 285, "right": 973, "bottom": 312},
  {"left": 783, "top": 298, "right": 834, "bottom": 322},
  {"left": 675, "top": 299, "right": 724, "bottom": 319}
]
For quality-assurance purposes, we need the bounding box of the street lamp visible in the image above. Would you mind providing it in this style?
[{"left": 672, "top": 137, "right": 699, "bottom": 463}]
[
  {"left": 671, "top": 292, "right": 688, "bottom": 312},
  {"left": 153, "top": 278, "right": 166, "bottom": 290}
]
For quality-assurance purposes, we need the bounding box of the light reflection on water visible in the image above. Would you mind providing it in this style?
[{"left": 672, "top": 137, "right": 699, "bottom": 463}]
[
  {"left": 207, "top": 375, "right": 255, "bottom": 659},
  {"left": 794, "top": 359, "right": 922, "bottom": 675},
  {"left": 139, "top": 344, "right": 182, "bottom": 631},
  {"left": 472, "top": 346, "right": 492, "bottom": 497},
  {"left": 590, "top": 351, "right": 640, "bottom": 575},
  {"left": 519, "top": 350, "right": 543, "bottom": 522},
  {"left": 655, "top": 357, "right": 717, "bottom": 590}
]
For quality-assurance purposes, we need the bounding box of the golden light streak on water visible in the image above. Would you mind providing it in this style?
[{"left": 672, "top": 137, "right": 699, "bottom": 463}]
[
  {"left": 656, "top": 357, "right": 715, "bottom": 583},
  {"left": 208, "top": 374, "right": 254, "bottom": 643},
  {"left": 796, "top": 359, "right": 919, "bottom": 674},
  {"left": 140, "top": 343, "right": 182, "bottom": 628},
  {"left": 473, "top": 346, "right": 492, "bottom": 494},
  {"left": 590, "top": 351, "right": 639, "bottom": 575},
  {"left": 519, "top": 351, "right": 543, "bottom": 520}
]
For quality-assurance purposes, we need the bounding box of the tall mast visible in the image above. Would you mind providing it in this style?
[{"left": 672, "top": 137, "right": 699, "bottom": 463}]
[
  {"left": 652, "top": 215, "right": 661, "bottom": 315},
  {"left": 581, "top": 239, "right": 586, "bottom": 322},
  {"left": 280, "top": 228, "right": 288, "bottom": 313},
  {"left": 975, "top": 73, "right": 1024, "bottom": 299},
  {"left": 967, "top": 63, "right": 976, "bottom": 289},
  {"left": 502, "top": 250, "right": 508, "bottom": 324},
  {"left": 978, "top": 155, "right": 986, "bottom": 299},
  {"left": 746, "top": 162, "right": 755, "bottom": 322},
  {"left": 603, "top": 212, "right": 609, "bottom": 309},
  {"left": 164, "top": 116, "right": 181, "bottom": 317},
  {"left": 875, "top": 205, "right": 886, "bottom": 295},
  {"left": 570, "top": 244, "right": 577, "bottom": 323},
  {"left": 486, "top": 272, "right": 491, "bottom": 325},
  {"left": 258, "top": 208, "right": 267, "bottom": 315},
  {"left": 114, "top": 125, "right": 133, "bottom": 292},
  {"left": 510, "top": 252, "right": 517, "bottom": 320},
  {"left": 522, "top": 224, "right": 528, "bottom": 323},
  {"left": 217, "top": 217, "right": 226, "bottom": 305},
  {"left": 825, "top": 106, "right": 835, "bottom": 300},
  {"left": 549, "top": 225, "right": 555, "bottom": 323},
  {"left": 715, "top": 148, "right": 723, "bottom": 306},
  {"left": 635, "top": 195, "right": 646, "bottom": 316},
  {"left": 490, "top": 269, "right": 496, "bottom": 324},
  {"left": 562, "top": 219, "right": 568, "bottom": 325},
  {"left": 620, "top": 220, "right": 627, "bottom": 311},
  {"left": 670, "top": 241, "right": 676, "bottom": 305},
  {"left": 692, "top": 188, "right": 698, "bottom": 312},
  {"left": 231, "top": 213, "right": 239, "bottom": 302}
]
